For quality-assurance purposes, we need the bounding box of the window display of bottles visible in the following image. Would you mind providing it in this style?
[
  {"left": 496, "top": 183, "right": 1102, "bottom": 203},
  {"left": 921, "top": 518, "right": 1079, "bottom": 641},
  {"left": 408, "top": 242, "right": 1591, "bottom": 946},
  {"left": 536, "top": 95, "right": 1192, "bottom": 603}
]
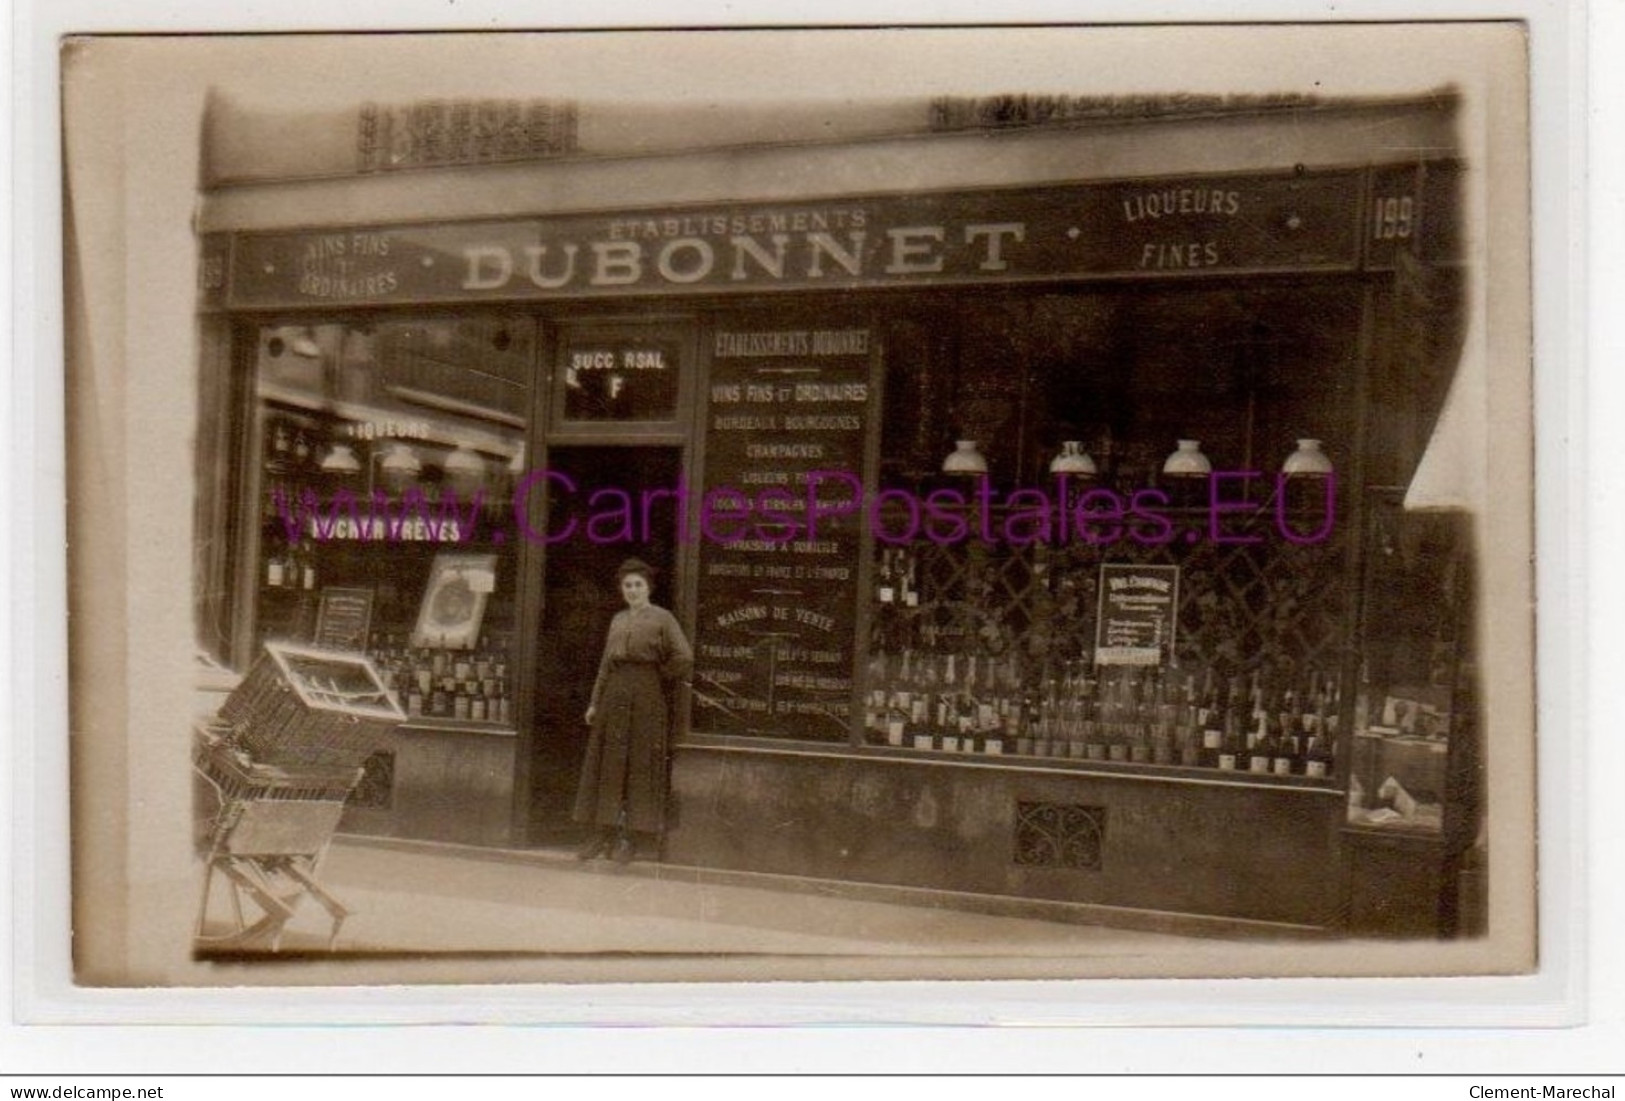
[
  {"left": 873, "top": 547, "right": 920, "bottom": 608},
  {"left": 861, "top": 648, "right": 1339, "bottom": 779},
  {"left": 248, "top": 317, "right": 534, "bottom": 735},
  {"left": 364, "top": 630, "right": 515, "bottom": 727},
  {"left": 261, "top": 539, "right": 320, "bottom": 592},
  {"left": 861, "top": 474, "right": 1348, "bottom": 780},
  {"left": 254, "top": 404, "right": 523, "bottom": 726}
]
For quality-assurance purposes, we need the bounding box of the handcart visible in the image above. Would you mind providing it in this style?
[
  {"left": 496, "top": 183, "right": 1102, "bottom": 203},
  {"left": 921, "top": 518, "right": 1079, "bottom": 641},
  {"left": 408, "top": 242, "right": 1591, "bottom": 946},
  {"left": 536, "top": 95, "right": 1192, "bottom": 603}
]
[{"left": 194, "top": 642, "right": 405, "bottom": 952}]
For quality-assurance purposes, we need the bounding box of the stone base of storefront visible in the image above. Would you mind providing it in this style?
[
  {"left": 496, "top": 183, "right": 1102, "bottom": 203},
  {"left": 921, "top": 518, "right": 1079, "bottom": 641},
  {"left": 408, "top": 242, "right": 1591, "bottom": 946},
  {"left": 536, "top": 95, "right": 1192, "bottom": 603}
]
[
  {"left": 338, "top": 725, "right": 518, "bottom": 849},
  {"left": 666, "top": 741, "right": 1351, "bottom": 932}
]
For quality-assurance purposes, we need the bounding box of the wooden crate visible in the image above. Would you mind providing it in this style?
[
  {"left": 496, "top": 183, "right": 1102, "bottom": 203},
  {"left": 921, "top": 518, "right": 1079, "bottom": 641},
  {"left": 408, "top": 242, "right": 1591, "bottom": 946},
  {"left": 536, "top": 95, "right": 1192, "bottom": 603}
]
[{"left": 217, "top": 642, "right": 406, "bottom": 768}]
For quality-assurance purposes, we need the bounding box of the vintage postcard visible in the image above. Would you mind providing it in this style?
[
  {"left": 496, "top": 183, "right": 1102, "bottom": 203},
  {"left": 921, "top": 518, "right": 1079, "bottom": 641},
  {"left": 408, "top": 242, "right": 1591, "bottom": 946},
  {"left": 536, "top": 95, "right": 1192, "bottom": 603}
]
[{"left": 50, "top": 22, "right": 1540, "bottom": 1005}]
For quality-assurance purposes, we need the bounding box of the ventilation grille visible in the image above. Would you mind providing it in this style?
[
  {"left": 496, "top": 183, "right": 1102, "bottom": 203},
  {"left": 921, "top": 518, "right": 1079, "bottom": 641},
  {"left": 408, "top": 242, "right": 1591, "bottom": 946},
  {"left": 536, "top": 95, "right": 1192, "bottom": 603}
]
[
  {"left": 1014, "top": 801, "right": 1106, "bottom": 870},
  {"left": 347, "top": 750, "right": 395, "bottom": 810}
]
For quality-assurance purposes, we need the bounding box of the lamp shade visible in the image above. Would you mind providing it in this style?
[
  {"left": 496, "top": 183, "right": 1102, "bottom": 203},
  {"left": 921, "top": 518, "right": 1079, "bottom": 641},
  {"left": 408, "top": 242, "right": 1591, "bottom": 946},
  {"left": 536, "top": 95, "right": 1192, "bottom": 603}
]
[
  {"left": 942, "top": 439, "right": 989, "bottom": 475},
  {"left": 1049, "top": 441, "right": 1097, "bottom": 475},
  {"left": 1162, "top": 439, "right": 1212, "bottom": 476},
  {"left": 290, "top": 327, "right": 322, "bottom": 359},
  {"left": 1282, "top": 439, "right": 1334, "bottom": 476},
  {"left": 380, "top": 442, "right": 422, "bottom": 493},
  {"left": 443, "top": 443, "right": 488, "bottom": 497},
  {"left": 319, "top": 443, "right": 362, "bottom": 474}
]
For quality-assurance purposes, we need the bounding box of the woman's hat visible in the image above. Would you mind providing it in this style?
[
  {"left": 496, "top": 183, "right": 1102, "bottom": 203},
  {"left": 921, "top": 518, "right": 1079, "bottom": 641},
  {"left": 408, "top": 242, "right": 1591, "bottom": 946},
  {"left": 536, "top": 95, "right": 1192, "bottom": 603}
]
[{"left": 616, "top": 557, "right": 656, "bottom": 582}]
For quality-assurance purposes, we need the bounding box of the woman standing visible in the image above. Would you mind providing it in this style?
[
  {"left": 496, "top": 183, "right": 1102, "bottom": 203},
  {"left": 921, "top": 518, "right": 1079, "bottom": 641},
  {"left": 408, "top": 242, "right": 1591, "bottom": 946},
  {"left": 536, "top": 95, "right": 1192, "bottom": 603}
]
[{"left": 573, "top": 558, "right": 693, "bottom": 864}]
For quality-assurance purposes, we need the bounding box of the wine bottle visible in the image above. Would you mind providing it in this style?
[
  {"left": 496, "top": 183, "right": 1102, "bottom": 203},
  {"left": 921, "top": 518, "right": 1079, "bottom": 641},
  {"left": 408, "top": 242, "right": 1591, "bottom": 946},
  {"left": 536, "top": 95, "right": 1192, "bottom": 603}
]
[
  {"left": 915, "top": 652, "right": 939, "bottom": 752},
  {"left": 1304, "top": 733, "right": 1333, "bottom": 779},
  {"left": 887, "top": 649, "right": 911, "bottom": 747},
  {"left": 1249, "top": 711, "right": 1275, "bottom": 774},
  {"left": 1017, "top": 678, "right": 1037, "bottom": 757},
  {"left": 1067, "top": 665, "right": 1092, "bottom": 760},
  {"left": 271, "top": 420, "right": 292, "bottom": 462},
  {"left": 1199, "top": 670, "right": 1225, "bottom": 768},
  {"left": 1129, "top": 670, "right": 1154, "bottom": 764},
  {"left": 864, "top": 647, "right": 886, "bottom": 742},
  {"left": 1036, "top": 667, "right": 1059, "bottom": 758},
  {"left": 1271, "top": 713, "right": 1298, "bottom": 776},
  {"left": 957, "top": 668, "right": 979, "bottom": 754},
  {"left": 876, "top": 549, "right": 896, "bottom": 605},
  {"left": 1177, "top": 672, "right": 1202, "bottom": 767},
  {"left": 1152, "top": 670, "right": 1178, "bottom": 765},
  {"left": 939, "top": 654, "right": 961, "bottom": 753},
  {"left": 1102, "top": 669, "right": 1126, "bottom": 762},
  {"left": 1218, "top": 677, "right": 1248, "bottom": 771}
]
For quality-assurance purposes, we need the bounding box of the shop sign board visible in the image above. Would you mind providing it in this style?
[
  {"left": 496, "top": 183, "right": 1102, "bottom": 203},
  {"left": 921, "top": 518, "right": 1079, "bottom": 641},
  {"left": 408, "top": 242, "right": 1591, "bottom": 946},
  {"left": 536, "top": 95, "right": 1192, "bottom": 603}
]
[
  {"left": 223, "top": 168, "right": 1386, "bottom": 309},
  {"left": 1095, "top": 563, "right": 1180, "bottom": 666},
  {"left": 690, "top": 327, "right": 876, "bottom": 740},
  {"left": 557, "top": 334, "right": 683, "bottom": 423},
  {"left": 312, "top": 586, "right": 375, "bottom": 652}
]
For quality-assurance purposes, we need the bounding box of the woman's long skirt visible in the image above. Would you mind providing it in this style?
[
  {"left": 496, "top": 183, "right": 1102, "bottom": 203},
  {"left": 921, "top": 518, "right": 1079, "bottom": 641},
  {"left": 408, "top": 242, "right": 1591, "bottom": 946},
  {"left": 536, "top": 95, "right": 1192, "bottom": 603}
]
[{"left": 572, "top": 662, "right": 670, "bottom": 834}]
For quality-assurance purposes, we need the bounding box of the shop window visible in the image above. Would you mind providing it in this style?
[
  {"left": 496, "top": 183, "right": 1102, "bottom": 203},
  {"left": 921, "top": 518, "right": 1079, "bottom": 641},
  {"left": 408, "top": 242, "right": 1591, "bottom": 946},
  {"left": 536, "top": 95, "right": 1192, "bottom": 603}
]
[
  {"left": 248, "top": 316, "right": 532, "bottom": 732},
  {"left": 1347, "top": 491, "right": 1477, "bottom": 835},
  {"left": 860, "top": 289, "right": 1359, "bottom": 780}
]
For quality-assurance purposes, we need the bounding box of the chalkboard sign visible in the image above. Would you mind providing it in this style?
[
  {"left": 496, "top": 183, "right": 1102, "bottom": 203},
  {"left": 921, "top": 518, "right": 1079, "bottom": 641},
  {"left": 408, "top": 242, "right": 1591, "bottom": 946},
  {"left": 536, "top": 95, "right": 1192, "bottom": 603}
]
[
  {"left": 1095, "top": 564, "right": 1180, "bottom": 666},
  {"left": 313, "top": 587, "right": 375, "bottom": 652},
  {"left": 691, "top": 326, "right": 876, "bottom": 741}
]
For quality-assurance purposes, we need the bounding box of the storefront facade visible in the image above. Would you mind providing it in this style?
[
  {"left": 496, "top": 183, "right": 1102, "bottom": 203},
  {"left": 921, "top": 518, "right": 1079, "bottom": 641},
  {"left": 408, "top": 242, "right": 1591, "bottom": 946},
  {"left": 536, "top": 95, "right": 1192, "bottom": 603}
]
[{"left": 193, "top": 92, "right": 1477, "bottom": 938}]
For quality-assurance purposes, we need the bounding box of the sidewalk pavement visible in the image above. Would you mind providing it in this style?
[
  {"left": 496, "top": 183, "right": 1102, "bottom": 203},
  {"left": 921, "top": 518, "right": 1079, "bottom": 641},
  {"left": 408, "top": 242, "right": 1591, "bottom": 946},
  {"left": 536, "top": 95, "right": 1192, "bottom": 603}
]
[{"left": 194, "top": 834, "right": 1271, "bottom": 985}]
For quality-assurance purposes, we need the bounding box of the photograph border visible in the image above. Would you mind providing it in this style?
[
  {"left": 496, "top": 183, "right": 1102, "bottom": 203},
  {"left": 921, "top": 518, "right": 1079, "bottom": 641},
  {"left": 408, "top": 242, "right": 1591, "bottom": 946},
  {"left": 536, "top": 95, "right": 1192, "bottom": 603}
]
[{"left": 5, "top": 0, "right": 1600, "bottom": 1071}]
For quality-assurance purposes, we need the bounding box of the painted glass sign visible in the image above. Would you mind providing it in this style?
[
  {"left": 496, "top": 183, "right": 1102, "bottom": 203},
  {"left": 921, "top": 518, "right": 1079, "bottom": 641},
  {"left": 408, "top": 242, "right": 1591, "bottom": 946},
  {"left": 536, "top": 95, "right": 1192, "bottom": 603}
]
[
  {"left": 691, "top": 327, "right": 876, "bottom": 740},
  {"left": 558, "top": 335, "right": 682, "bottom": 422}
]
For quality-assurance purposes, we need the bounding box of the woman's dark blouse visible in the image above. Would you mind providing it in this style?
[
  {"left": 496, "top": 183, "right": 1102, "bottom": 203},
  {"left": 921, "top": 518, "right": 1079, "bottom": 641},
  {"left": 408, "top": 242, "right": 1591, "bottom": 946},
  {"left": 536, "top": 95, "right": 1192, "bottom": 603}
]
[{"left": 589, "top": 605, "right": 693, "bottom": 708}]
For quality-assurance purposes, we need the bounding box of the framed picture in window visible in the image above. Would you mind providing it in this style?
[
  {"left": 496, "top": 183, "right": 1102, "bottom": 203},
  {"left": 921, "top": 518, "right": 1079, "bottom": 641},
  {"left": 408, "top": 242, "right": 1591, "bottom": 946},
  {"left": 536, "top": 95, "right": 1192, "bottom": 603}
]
[{"left": 410, "top": 552, "right": 498, "bottom": 650}]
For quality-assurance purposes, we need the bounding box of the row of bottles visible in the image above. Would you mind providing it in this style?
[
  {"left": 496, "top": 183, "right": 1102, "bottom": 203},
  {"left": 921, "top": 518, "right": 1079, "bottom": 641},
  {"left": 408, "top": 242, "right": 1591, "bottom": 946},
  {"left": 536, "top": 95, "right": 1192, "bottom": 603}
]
[
  {"left": 874, "top": 547, "right": 921, "bottom": 607},
  {"left": 263, "top": 539, "right": 320, "bottom": 591},
  {"left": 861, "top": 651, "right": 1339, "bottom": 778},
  {"left": 266, "top": 416, "right": 324, "bottom": 473},
  {"left": 262, "top": 412, "right": 354, "bottom": 529},
  {"left": 366, "top": 631, "right": 515, "bottom": 726}
]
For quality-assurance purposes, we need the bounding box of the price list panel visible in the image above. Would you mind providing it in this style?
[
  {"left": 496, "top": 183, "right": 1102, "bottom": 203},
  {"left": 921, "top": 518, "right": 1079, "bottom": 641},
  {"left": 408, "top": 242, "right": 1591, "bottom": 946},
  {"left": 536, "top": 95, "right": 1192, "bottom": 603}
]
[{"left": 691, "top": 327, "right": 877, "bottom": 741}]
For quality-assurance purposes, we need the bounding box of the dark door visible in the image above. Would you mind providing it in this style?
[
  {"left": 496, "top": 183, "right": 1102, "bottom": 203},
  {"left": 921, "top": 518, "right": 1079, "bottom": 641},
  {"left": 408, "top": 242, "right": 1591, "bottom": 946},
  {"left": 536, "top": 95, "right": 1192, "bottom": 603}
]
[{"left": 527, "top": 445, "right": 683, "bottom": 844}]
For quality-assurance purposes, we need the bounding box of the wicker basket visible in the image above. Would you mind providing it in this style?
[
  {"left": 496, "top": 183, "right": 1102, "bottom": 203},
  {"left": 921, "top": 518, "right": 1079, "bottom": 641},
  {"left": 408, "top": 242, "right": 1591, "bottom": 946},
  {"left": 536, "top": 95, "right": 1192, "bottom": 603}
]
[
  {"left": 218, "top": 642, "right": 406, "bottom": 769},
  {"left": 193, "top": 724, "right": 365, "bottom": 857}
]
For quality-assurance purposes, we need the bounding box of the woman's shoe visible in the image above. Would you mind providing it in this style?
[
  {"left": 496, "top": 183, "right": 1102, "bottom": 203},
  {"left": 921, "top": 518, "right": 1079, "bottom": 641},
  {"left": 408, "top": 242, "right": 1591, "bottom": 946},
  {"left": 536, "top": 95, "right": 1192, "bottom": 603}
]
[
  {"left": 611, "top": 835, "right": 636, "bottom": 864},
  {"left": 576, "top": 834, "right": 610, "bottom": 861}
]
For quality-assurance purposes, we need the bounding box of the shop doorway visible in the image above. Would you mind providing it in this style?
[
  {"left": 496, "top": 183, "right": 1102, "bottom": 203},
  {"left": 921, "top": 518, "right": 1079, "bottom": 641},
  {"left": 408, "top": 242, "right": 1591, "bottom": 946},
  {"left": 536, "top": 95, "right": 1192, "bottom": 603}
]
[{"left": 527, "top": 445, "right": 684, "bottom": 845}]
